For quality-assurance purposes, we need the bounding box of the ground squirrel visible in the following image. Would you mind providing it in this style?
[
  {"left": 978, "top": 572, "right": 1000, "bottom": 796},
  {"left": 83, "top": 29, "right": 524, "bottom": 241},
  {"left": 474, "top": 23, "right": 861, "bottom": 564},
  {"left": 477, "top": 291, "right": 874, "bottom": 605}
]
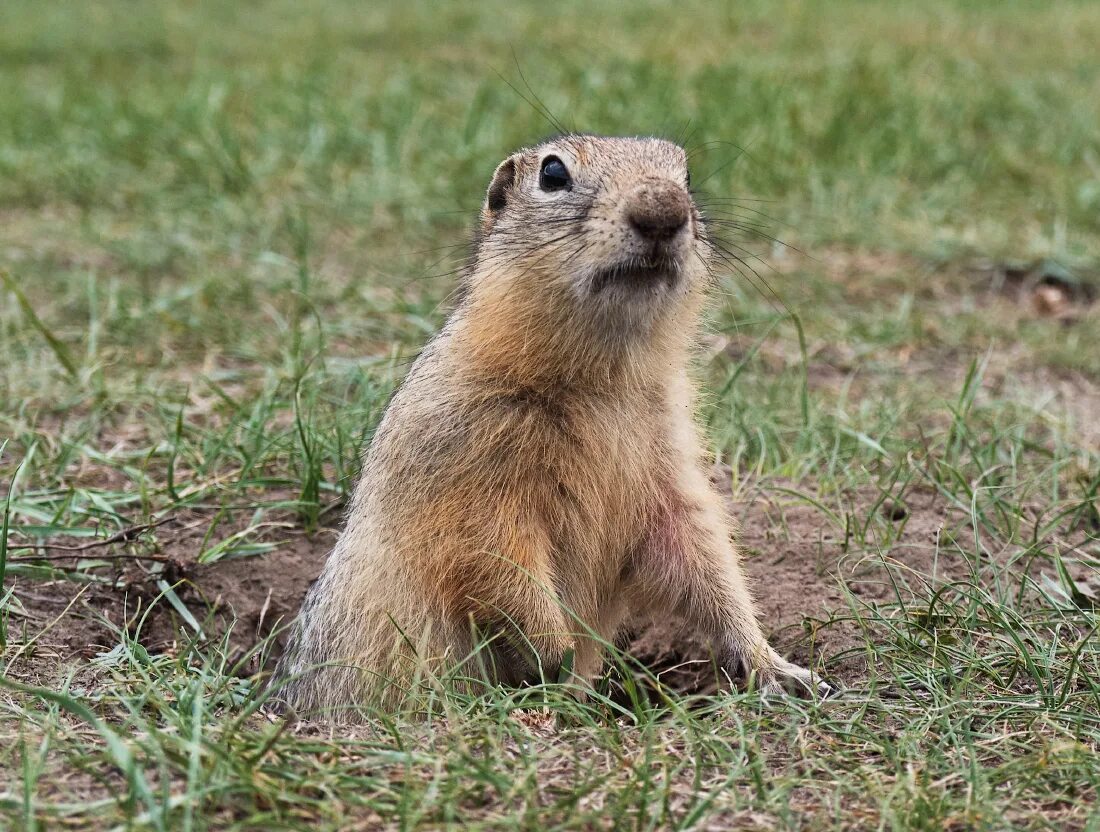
[{"left": 274, "top": 135, "right": 828, "bottom": 717}]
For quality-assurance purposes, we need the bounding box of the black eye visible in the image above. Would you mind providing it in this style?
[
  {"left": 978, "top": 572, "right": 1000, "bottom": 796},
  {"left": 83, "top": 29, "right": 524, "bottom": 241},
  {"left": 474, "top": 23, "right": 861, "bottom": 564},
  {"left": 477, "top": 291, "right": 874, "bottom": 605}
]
[
  {"left": 685, "top": 170, "right": 692, "bottom": 189},
  {"left": 539, "top": 156, "right": 571, "bottom": 191}
]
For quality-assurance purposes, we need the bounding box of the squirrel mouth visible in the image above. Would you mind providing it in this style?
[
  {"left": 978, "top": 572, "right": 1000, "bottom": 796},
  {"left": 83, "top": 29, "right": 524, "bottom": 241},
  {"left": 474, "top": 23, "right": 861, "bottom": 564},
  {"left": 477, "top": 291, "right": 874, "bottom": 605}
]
[{"left": 591, "top": 258, "right": 680, "bottom": 294}]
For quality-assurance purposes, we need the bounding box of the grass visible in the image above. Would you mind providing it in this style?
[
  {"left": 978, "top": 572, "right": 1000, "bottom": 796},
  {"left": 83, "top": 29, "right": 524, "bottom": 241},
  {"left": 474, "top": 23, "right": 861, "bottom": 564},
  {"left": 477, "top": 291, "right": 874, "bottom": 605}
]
[{"left": 1, "top": 0, "right": 1099, "bottom": 828}]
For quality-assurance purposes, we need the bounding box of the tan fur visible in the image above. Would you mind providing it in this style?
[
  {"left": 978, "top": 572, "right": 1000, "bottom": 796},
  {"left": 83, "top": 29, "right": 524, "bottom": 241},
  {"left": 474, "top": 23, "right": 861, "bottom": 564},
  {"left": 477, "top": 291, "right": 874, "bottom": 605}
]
[{"left": 274, "top": 135, "right": 825, "bottom": 718}]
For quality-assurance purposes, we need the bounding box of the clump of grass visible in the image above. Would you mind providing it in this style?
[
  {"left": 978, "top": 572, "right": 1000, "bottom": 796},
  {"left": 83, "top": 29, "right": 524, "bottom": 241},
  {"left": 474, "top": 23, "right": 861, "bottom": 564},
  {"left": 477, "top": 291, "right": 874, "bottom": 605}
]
[{"left": 2, "top": 555, "right": 1097, "bottom": 829}]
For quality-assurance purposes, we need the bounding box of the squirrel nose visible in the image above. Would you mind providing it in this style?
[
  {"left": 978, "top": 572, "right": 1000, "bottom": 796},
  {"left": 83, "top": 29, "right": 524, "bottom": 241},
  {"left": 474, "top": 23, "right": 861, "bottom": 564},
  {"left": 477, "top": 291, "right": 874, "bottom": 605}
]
[{"left": 625, "top": 181, "right": 691, "bottom": 241}]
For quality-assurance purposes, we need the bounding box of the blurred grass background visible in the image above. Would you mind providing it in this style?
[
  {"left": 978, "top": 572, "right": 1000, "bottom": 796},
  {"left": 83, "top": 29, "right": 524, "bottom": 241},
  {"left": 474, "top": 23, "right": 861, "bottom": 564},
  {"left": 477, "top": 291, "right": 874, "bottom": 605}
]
[{"left": 3, "top": 0, "right": 1099, "bottom": 404}]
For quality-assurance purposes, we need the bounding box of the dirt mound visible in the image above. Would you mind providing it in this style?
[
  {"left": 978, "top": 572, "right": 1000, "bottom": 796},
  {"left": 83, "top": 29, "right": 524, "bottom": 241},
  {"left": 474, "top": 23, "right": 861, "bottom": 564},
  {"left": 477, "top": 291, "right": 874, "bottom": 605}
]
[{"left": 6, "top": 476, "right": 976, "bottom": 698}]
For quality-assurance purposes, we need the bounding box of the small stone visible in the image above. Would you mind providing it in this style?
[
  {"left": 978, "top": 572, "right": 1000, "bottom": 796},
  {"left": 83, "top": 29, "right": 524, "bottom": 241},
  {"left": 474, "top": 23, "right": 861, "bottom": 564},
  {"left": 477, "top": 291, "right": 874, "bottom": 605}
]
[{"left": 1033, "top": 284, "right": 1070, "bottom": 317}]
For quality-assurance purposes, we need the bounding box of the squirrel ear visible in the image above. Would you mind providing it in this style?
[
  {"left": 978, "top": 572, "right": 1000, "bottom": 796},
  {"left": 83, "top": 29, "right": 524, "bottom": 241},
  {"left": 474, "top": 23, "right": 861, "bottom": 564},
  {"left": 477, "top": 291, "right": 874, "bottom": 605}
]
[{"left": 484, "top": 154, "right": 519, "bottom": 217}]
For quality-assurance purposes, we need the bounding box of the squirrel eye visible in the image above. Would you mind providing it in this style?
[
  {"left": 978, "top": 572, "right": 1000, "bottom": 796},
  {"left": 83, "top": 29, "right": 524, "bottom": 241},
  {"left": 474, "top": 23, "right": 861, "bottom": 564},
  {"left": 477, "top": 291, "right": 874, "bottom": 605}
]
[
  {"left": 539, "top": 156, "right": 571, "bottom": 191},
  {"left": 685, "top": 169, "right": 692, "bottom": 188}
]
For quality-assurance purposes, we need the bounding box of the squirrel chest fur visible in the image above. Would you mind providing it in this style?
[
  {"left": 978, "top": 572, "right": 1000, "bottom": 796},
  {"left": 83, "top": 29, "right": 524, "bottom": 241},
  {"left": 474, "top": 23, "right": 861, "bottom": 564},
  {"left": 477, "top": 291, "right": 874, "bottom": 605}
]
[{"left": 274, "top": 134, "right": 827, "bottom": 717}]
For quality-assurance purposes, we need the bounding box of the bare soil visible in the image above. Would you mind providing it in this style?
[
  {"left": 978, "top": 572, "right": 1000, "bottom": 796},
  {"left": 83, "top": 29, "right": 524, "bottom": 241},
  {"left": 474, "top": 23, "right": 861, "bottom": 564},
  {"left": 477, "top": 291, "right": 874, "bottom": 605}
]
[{"left": 6, "top": 476, "right": 977, "bottom": 698}]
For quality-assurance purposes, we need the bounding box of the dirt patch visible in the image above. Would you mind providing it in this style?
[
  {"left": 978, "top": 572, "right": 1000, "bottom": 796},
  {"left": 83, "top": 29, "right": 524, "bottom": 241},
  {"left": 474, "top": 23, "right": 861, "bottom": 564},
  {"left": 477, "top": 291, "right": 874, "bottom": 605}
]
[
  {"left": 6, "top": 474, "right": 986, "bottom": 699},
  {"left": 9, "top": 450, "right": 1093, "bottom": 704},
  {"left": 3, "top": 504, "right": 333, "bottom": 681}
]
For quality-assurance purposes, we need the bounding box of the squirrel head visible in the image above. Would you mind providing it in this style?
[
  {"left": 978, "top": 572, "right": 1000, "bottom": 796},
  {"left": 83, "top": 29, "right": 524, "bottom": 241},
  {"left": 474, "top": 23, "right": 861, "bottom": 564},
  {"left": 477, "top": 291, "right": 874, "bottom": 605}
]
[{"left": 466, "top": 135, "right": 710, "bottom": 340}]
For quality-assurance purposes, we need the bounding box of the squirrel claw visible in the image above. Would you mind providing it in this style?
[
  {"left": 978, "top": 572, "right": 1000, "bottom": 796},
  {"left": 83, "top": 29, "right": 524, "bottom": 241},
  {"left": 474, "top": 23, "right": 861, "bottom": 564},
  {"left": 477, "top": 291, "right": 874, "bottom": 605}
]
[{"left": 755, "top": 657, "right": 837, "bottom": 703}]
